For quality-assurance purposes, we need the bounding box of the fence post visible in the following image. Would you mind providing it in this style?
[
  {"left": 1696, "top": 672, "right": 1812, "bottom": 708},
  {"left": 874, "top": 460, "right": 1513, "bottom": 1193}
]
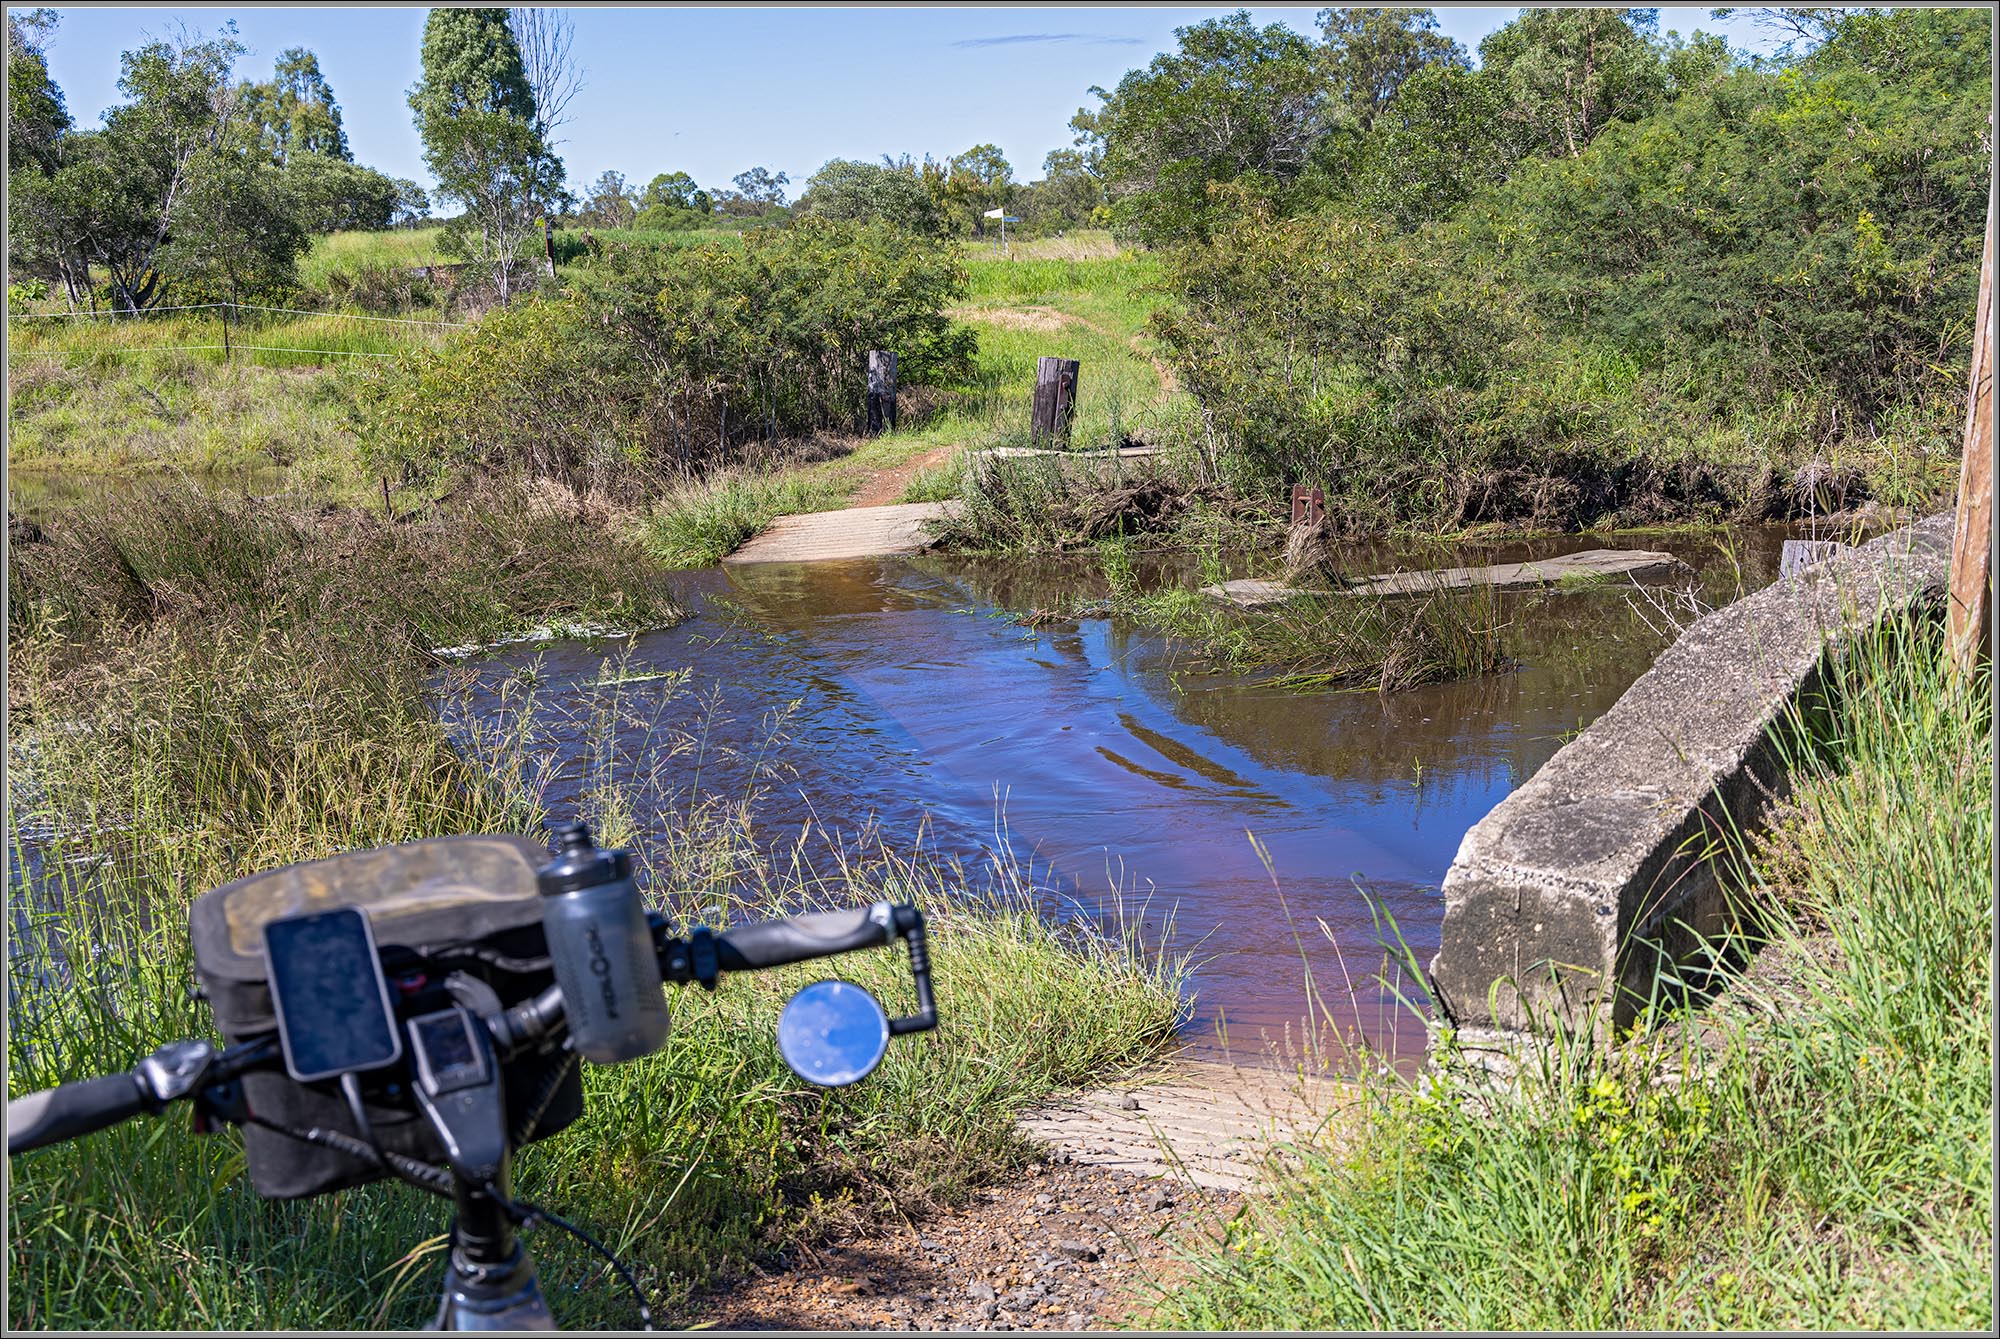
[
  {"left": 221, "top": 302, "right": 230, "bottom": 363},
  {"left": 1031, "top": 356, "right": 1080, "bottom": 448},
  {"left": 1949, "top": 205, "right": 1993, "bottom": 673},
  {"left": 866, "top": 350, "right": 898, "bottom": 435}
]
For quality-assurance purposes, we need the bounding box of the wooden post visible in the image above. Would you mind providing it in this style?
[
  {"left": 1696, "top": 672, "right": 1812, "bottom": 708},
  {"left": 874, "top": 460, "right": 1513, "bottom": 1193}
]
[
  {"left": 542, "top": 218, "right": 557, "bottom": 279},
  {"left": 1290, "top": 484, "right": 1326, "bottom": 528},
  {"left": 1949, "top": 206, "right": 1993, "bottom": 672},
  {"left": 220, "top": 301, "right": 230, "bottom": 363},
  {"left": 866, "top": 350, "right": 898, "bottom": 435},
  {"left": 1031, "top": 356, "right": 1081, "bottom": 448}
]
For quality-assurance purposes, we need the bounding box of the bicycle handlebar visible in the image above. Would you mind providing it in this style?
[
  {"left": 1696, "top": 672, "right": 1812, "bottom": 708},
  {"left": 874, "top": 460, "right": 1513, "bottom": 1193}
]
[
  {"left": 8, "top": 902, "right": 931, "bottom": 1157},
  {"left": 713, "top": 904, "right": 897, "bottom": 970},
  {"left": 7, "top": 1075, "right": 148, "bottom": 1155},
  {"left": 492, "top": 901, "right": 924, "bottom": 1057}
]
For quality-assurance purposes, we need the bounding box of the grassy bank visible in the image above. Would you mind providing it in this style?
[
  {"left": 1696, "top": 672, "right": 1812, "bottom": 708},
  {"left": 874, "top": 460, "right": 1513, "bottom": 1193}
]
[
  {"left": 5, "top": 304, "right": 454, "bottom": 493},
  {"left": 4, "top": 484, "right": 1186, "bottom": 1329},
  {"left": 8, "top": 354, "right": 383, "bottom": 493},
  {"left": 1153, "top": 614, "right": 1991, "bottom": 1329}
]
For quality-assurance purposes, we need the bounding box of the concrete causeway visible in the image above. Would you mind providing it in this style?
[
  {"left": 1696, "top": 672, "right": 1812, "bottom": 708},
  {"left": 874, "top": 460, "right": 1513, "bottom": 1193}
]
[
  {"left": 723, "top": 501, "right": 961, "bottom": 565},
  {"left": 1018, "top": 1060, "right": 1351, "bottom": 1192},
  {"left": 1203, "top": 547, "right": 1690, "bottom": 607},
  {"left": 721, "top": 451, "right": 1154, "bottom": 565}
]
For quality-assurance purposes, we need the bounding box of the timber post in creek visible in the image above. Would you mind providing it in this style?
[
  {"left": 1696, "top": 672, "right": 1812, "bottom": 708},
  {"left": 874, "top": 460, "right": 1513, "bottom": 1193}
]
[
  {"left": 866, "top": 350, "right": 898, "bottom": 435},
  {"left": 1290, "top": 484, "right": 1326, "bottom": 527},
  {"left": 1949, "top": 204, "right": 1993, "bottom": 673},
  {"left": 1031, "top": 356, "right": 1080, "bottom": 448}
]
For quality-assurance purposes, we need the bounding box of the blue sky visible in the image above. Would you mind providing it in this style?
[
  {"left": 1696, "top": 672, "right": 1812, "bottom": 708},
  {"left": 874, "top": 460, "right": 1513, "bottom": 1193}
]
[{"left": 37, "top": 5, "right": 1781, "bottom": 196}]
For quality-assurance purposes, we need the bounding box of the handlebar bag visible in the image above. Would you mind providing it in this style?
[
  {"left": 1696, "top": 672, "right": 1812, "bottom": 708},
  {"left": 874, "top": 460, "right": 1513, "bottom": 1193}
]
[{"left": 189, "top": 834, "right": 584, "bottom": 1199}]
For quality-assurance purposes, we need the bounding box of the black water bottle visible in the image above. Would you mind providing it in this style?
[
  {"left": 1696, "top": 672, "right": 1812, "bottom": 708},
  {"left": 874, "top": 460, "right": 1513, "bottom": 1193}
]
[{"left": 537, "top": 822, "right": 668, "bottom": 1064}]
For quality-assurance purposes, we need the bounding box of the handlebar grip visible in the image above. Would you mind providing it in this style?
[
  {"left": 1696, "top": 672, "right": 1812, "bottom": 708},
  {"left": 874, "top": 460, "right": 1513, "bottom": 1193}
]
[
  {"left": 7, "top": 1074, "right": 147, "bottom": 1155},
  {"left": 716, "top": 905, "right": 893, "bottom": 971}
]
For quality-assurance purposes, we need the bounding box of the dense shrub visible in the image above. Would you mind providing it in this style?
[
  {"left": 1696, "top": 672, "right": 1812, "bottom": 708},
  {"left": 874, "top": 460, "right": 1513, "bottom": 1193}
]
[
  {"left": 366, "top": 218, "right": 977, "bottom": 486},
  {"left": 793, "top": 159, "right": 949, "bottom": 236},
  {"left": 1135, "top": 7, "right": 1988, "bottom": 531}
]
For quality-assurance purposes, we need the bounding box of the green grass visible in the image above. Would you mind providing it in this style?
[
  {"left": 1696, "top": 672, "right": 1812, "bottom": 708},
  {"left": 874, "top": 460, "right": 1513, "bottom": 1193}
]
[
  {"left": 644, "top": 467, "right": 857, "bottom": 569},
  {"left": 1555, "top": 568, "right": 1617, "bottom": 590},
  {"left": 7, "top": 306, "right": 450, "bottom": 366},
  {"left": 5, "top": 481, "right": 1187, "bottom": 1330},
  {"left": 898, "top": 449, "right": 972, "bottom": 504},
  {"left": 7, "top": 355, "right": 370, "bottom": 488},
  {"left": 1152, "top": 612, "right": 1992, "bottom": 1330},
  {"left": 297, "top": 227, "right": 450, "bottom": 289},
  {"left": 931, "top": 247, "right": 1176, "bottom": 452},
  {"left": 5, "top": 303, "right": 456, "bottom": 489}
]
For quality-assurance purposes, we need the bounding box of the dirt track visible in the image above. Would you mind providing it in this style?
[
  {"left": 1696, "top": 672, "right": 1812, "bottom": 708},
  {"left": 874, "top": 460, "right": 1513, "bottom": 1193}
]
[{"left": 678, "top": 1156, "right": 1238, "bottom": 1332}]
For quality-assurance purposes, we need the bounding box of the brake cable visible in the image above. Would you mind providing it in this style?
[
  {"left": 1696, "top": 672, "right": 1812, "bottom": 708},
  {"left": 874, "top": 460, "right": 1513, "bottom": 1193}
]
[
  {"left": 510, "top": 1046, "right": 580, "bottom": 1147},
  {"left": 241, "top": 1111, "right": 455, "bottom": 1197},
  {"left": 245, "top": 1115, "right": 653, "bottom": 1329}
]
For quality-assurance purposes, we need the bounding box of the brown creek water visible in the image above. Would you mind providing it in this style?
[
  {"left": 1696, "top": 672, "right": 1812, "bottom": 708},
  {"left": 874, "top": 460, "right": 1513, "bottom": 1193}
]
[{"left": 439, "top": 528, "right": 1796, "bottom": 1068}]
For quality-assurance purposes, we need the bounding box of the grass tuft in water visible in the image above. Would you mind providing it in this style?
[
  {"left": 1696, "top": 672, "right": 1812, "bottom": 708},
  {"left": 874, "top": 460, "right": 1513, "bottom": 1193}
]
[{"left": 1105, "top": 560, "right": 1511, "bottom": 695}]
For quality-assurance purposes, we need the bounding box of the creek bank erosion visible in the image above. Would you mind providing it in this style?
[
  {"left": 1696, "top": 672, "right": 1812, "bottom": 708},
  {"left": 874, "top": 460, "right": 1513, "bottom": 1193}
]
[{"left": 1428, "top": 513, "right": 1955, "bottom": 1063}]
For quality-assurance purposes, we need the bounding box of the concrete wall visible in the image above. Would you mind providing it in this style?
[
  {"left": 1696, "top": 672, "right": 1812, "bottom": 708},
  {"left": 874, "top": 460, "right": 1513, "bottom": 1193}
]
[{"left": 1428, "top": 514, "right": 1955, "bottom": 1055}]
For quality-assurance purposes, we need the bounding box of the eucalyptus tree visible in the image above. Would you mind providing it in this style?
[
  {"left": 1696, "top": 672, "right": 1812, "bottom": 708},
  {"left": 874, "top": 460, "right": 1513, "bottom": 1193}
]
[
  {"left": 240, "top": 46, "right": 350, "bottom": 162},
  {"left": 1072, "top": 12, "right": 1331, "bottom": 245},
  {"left": 409, "top": 7, "right": 565, "bottom": 301}
]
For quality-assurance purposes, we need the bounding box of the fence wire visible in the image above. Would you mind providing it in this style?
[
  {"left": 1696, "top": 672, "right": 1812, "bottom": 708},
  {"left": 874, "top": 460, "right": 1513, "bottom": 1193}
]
[
  {"left": 6, "top": 300, "right": 464, "bottom": 361},
  {"left": 10, "top": 344, "right": 404, "bottom": 359},
  {"left": 6, "top": 301, "right": 465, "bottom": 328}
]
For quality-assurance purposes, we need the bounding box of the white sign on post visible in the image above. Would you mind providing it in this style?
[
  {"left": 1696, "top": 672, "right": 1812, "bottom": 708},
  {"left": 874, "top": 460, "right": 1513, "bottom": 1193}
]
[{"left": 983, "top": 207, "right": 1021, "bottom": 252}]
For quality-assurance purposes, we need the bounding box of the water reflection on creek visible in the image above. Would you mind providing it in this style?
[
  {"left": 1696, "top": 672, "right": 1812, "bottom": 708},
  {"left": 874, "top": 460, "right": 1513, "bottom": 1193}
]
[{"left": 447, "top": 530, "right": 1789, "bottom": 1065}]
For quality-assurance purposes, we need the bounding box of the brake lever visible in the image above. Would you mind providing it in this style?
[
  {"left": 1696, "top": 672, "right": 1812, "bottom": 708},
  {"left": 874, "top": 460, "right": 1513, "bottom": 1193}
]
[{"left": 135, "top": 1040, "right": 217, "bottom": 1111}]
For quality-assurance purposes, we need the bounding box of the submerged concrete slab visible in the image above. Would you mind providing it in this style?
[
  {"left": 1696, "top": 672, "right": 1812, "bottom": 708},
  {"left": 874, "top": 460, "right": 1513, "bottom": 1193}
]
[
  {"left": 1202, "top": 547, "right": 1690, "bottom": 608},
  {"left": 983, "top": 444, "right": 1163, "bottom": 461},
  {"left": 1202, "top": 578, "right": 1303, "bottom": 609},
  {"left": 722, "top": 501, "right": 961, "bottom": 565},
  {"left": 1427, "top": 515, "right": 1953, "bottom": 1054}
]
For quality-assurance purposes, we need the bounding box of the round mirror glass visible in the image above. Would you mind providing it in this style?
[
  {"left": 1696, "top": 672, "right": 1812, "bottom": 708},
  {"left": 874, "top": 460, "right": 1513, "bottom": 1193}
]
[{"left": 777, "top": 980, "right": 890, "bottom": 1087}]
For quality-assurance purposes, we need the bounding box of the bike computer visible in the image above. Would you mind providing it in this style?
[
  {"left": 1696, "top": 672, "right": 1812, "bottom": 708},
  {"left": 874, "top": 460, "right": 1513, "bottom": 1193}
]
[{"left": 262, "top": 907, "right": 403, "bottom": 1083}]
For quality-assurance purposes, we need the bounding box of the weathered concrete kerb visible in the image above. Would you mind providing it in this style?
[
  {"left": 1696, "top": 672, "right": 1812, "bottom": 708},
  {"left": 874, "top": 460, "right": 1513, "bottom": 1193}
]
[
  {"left": 1427, "top": 514, "right": 1955, "bottom": 1057},
  {"left": 1204, "top": 547, "right": 1689, "bottom": 608}
]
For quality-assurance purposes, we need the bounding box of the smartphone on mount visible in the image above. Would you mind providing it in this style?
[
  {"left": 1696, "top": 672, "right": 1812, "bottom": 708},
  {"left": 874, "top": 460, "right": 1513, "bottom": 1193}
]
[{"left": 263, "top": 906, "right": 403, "bottom": 1083}]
